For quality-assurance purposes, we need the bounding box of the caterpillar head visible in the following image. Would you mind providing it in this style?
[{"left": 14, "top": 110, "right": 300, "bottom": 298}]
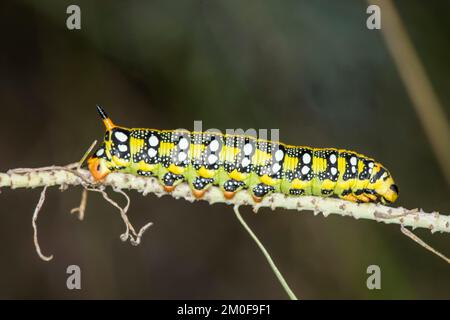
[
  {"left": 88, "top": 142, "right": 112, "bottom": 180},
  {"left": 88, "top": 106, "right": 131, "bottom": 180},
  {"left": 369, "top": 163, "right": 399, "bottom": 204}
]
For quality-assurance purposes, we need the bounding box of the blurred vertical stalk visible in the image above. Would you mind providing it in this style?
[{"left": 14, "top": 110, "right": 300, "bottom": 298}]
[
  {"left": 369, "top": 0, "right": 450, "bottom": 186},
  {"left": 233, "top": 205, "right": 298, "bottom": 300}
]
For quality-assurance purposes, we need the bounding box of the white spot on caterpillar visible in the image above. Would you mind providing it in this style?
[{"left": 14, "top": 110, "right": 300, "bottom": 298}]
[
  {"left": 368, "top": 162, "right": 374, "bottom": 168},
  {"left": 241, "top": 157, "right": 250, "bottom": 167},
  {"left": 272, "top": 163, "right": 281, "bottom": 173},
  {"left": 115, "top": 131, "right": 128, "bottom": 142},
  {"left": 209, "top": 140, "right": 219, "bottom": 152},
  {"left": 350, "top": 156, "right": 357, "bottom": 166},
  {"left": 329, "top": 154, "right": 337, "bottom": 164},
  {"left": 302, "top": 153, "right": 311, "bottom": 164},
  {"left": 149, "top": 135, "right": 159, "bottom": 147},
  {"left": 96, "top": 148, "right": 104, "bottom": 157},
  {"left": 178, "top": 151, "right": 187, "bottom": 162},
  {"left": 118, "top": 144, "right": 128, "bottom": 152},
  {"left": 208, "top": 154, "right": 218, "bottom": 164},
  {"left": 275, "top": 149, "right": 284, "bottom": 161},
  {"left": 148, "top": 148, "right": 157, "bottom": 158},
  {"left": 331, "top": 167, "right": 338, "bottom": 176},
  {"left": 243, "top": 143, "right": 253, "bottom": 155},
  {"left": 351, "top": 166, "right": 356, "bottom": 174},
  {"left": 301, "top": 165, "right": 310, "bottom": 175},
  {"left": 179, "top": 137, "right": 189, "bottom": 150}
]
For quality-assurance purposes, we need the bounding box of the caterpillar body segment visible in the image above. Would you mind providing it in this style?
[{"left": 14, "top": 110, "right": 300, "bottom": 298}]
[{"left": 88, "top": 107, "right": 399, "bottom": 204}]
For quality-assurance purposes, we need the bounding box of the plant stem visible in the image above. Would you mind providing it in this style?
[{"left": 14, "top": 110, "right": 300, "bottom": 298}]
[{"left": 233, "top": 205, "right": 298, "bottom": 300}]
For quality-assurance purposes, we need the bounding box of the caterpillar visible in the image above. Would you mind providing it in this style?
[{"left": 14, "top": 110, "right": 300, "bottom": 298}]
[{"left": 88, "top": 106, "right": 399, "bottom": 204}]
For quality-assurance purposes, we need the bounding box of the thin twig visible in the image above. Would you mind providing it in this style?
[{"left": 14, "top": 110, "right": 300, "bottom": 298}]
[
  {"left": 1, "top": 166, "right": 449, "bottom": 234},
  {"left": 71, "top": 189, "right": 88, "bottom": 221},
  {"left": 8, "top": 163, "right": 79, "bottom": 174},
  {"left": 32, "top": 186, "right": 53, "bottom": 261},
  {"left": 86, "top": 187, "right": 133, "bottom": 241},
  {"left": 1, "top": 165, "right": 450, "bottom": 264},
  {"left": 85, "top": 186, "right": 153, "bottom": 245},
  {"left": 369, "top": 0, "right": 450, "bottom": 185},
  {"left": 233, "top": 205, "right": 298, "bottom": 300},
  {"left": 113, "top": 188, "right": 153, "bottom": 245},
  {"left": 77, "top": 140, "right": 97, "bottom": 169},
  {"left": 400, "top": 226, "right": 450, "bottom": 264},
  {"left": 131, "top": 222, "right": 154, "bottom": 246}
]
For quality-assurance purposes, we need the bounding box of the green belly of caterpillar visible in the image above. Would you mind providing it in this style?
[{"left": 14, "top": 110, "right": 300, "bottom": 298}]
[{"left": 90, "top": 126, "right": 399, "bottom": 204}]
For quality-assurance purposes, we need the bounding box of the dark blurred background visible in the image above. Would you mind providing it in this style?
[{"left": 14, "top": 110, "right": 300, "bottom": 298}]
[{"left": 0, "top": 0, "right": 449, "bottom": 299}]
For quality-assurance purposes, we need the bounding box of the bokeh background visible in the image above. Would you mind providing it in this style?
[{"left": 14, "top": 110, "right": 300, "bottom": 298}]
[{"left": 0, "top": 0, "right": 449, "bottom": 299}]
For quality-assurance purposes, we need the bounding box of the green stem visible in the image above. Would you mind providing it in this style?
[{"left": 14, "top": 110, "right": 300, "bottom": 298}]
[{"left": 233, "top": 205, "right": 299, "bottom": 300}]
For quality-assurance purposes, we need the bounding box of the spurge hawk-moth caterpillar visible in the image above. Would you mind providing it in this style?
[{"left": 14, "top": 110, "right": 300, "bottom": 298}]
[{"left": 88, "top": 106, "right": 399, "bottom": 204}]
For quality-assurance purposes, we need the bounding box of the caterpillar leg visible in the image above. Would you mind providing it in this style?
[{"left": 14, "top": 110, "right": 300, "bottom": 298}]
[
  {"left": 221, "top": 179, "right": 246, "bottom": 200},
  {"left": 365, "top": 193, "right": 378, "bottom": 202},
  {"left": 161, "top": 172, "right": 185, "bottom": 193},
  {"left": 341, "top": 193, "right": 375, "bottom": 203},
  {"left": 340, "top": 194, "right": 358, "bottom": 203},
  {"left": 355, "top": 194, "right": 371, "bottom": 203},
  {"left": 252, "top": 183, "right": 275, "bottom": 203},
  {"left": 191, "top": 176, "right": 215, "bottom": 199},
  {"left": 362, "top": 189, "right": 379, "bottom": 202}
]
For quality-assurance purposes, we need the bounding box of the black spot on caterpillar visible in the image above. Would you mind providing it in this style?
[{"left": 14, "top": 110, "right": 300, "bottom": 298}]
[{"left": 88, "top": 106, "right": 399, "bottom": 204}]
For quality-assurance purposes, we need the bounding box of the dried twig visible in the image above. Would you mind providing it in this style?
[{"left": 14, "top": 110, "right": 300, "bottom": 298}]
[
  {"left": 71, "top": 189, "right": 88, "bottom": 221},
  {"left": 234, "top": 205, "right": 298, "bottom": 300},
  {"left": 32, "top": 186, "right": 53, "bottom": 261},
  {"left": 85, "top": 186, "right": 152, "bottom": 244},
  {"left": 400, "top": 226, "right": 450, "bottom": 264},
  {"left": 1, "top": 165, "right": 449, "bottom": 234},
  {"left": 1, "top": 164, "right": 449, "bottom": 263}
]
